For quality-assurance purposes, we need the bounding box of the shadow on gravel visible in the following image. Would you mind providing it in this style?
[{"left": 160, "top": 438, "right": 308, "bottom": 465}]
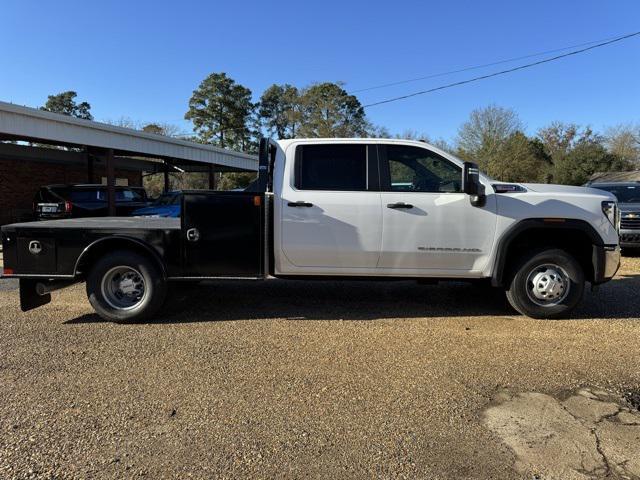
[
  {"left": 66, "top": 279, "right": 509, "bottom": 324},
  {"left": 64, "top": 272, "right": 640, "bottom": 325},
  {"left": 573, "top": 273, "right": 640, "bottom": 320}
]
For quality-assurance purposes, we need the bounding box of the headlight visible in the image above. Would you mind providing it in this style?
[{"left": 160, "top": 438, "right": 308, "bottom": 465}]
[{"left": 601, "top": 201, "right": 620, "bottom": 231}]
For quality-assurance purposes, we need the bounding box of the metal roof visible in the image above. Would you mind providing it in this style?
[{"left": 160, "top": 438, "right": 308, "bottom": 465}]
[{"left": 0, "top": 101, "right": 257, "bottom": 171}]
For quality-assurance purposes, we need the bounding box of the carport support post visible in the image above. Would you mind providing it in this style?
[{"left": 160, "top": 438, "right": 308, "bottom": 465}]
[
  {"left": 163, "top": 162, "right": 170, "bottom": 193},
  {"left": 85, "top": 147, "right": 94, "bottom": 183},
  {"left": 106, "top": 148, "right": 116, "bottom": 216},
  {"left": 208, "top": 164, "right": 217, "bottom": 190}
]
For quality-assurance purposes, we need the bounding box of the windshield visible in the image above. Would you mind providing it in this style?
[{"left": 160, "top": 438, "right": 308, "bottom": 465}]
[{"left": 593, "top": 185, "right": 640, "bottom": 203}]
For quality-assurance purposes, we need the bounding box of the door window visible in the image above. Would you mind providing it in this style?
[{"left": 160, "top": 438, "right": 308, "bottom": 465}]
[
  {"left": 295, "top": 144, "right": 367, "bottom": 191},
  {"left": 382, "top": 145, "right": 461, "bottom": 193}
]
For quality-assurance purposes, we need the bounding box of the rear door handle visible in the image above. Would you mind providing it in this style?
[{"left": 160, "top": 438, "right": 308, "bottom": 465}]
[
  {"left": 288, "top": 201, "right": 313, "bottom": 207},
  {"left": 387, "top": 202, "right": 414, "bottom": 209}
]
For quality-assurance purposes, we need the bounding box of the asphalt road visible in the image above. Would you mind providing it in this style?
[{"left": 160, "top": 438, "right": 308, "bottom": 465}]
[{"left": 1, "top": 257, "right": 639, "bottom": 479}]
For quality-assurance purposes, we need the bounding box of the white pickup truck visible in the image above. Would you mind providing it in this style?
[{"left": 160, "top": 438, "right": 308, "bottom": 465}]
[{"left": 1, "top": 138, "right": 621, "bottom": 321}]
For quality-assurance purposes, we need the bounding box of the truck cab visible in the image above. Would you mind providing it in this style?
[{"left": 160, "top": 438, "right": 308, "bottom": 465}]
[
  {"left": 274, "top": 139, "right": 497, "bottom": 276},
  {"left": 2, "top": 138, "right": 621, "bottom": 322}
]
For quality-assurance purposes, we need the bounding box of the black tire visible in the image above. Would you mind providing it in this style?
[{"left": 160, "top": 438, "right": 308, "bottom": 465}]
[
  {"left": 86, "top": 250, "right": 167, "bottom": 322},
  {"left": 505, "top": 248, "right": 584, "bottom": 319}
]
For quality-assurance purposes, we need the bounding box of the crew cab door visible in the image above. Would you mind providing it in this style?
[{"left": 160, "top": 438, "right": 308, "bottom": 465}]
[
  {"left": 279, "top": 143, "right": 382, "bottom": 271},
  {"left": 377, "top": 144, "right": 497, "bottom": 272}
]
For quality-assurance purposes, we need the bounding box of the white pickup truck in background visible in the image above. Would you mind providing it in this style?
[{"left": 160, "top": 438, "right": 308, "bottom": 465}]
[{"left": 2, "top": 137, "right": 621, "bottom": 321}]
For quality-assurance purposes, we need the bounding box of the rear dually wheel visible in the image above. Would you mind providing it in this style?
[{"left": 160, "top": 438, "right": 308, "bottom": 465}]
[{"left": 86, "top": 250, "right": 166, "bottom": 322}]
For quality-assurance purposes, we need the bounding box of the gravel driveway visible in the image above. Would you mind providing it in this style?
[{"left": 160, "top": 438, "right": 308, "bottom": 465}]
[{"left": 1, "top": 257, "right": 639, "bottom": 479}]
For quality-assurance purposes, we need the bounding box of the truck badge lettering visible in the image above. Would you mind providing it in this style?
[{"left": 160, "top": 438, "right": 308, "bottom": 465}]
[{"left": 418, "top": 246, "right": 481, "bottom": 253}]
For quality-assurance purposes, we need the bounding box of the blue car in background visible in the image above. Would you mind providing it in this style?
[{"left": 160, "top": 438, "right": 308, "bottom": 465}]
[{"left": 132, "top": 191, "right": 181, "bottom": 217}]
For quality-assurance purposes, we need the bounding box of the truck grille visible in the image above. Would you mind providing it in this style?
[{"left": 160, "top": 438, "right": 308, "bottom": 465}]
[
  {"left": 621, "top": 216, "right": 640, "bottom": 230},
  {"left": 621, "top": 233, "right": 640, "bottom": 243}
]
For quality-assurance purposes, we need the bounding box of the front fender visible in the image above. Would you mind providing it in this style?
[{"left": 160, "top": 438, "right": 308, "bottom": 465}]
[{"left": 491, "top": 218, "right": 609, "bottom": 287}]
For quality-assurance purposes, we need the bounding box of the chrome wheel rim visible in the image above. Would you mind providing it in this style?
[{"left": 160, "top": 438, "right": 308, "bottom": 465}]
[
  {"left": 101, "top": 266, "right": 147, "bottom": 310},
  {"left": 525, "top": 263, "right": 570, "bottom": 307}
]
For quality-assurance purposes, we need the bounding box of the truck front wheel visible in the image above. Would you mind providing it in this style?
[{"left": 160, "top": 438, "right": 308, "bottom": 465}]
[
  {"left": 505, "top": 249, "right": 585, "bottom": 319},
  {"left": 86, "top": 250, "right": 167, "bottom": 322}
]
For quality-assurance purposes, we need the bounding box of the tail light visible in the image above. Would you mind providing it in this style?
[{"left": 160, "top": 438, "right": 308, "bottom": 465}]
[{"left": 64, "top": 201, "right": 72, "bottom": 213}]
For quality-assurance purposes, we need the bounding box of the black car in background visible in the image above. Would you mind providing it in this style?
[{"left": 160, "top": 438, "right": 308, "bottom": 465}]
[
  {"left": 33, "top": 184, "right": 150, "bottom": 220},
  {"left": 589, "top": 182, "right": 640, "bottom": 250}
]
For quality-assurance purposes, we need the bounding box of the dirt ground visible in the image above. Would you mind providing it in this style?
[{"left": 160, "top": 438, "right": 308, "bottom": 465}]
[{"left": 0, "top": 256, "right": 639, "bottom": 479}]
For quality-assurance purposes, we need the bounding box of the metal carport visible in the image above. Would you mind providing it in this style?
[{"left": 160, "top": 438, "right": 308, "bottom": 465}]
[{"left": 0, "top": 100, "right": 257, "bottom": 217}]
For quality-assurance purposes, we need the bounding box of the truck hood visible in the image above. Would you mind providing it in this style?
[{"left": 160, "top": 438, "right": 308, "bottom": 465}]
[
  {"left": 520, "top": 183, "right": 616, "bottom": 200},
  {"left": 619, "top": 202, "right": 640, "bottom": 212}
]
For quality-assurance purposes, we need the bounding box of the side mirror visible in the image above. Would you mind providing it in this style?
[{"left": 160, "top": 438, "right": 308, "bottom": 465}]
[{"left": 462, "top": 162, "right": 486, "bottom": 207}]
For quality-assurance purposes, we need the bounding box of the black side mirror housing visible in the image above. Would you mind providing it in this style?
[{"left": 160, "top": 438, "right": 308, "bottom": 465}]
[{"left": 462, "top": 162, "right": 486, "bottom": 207}]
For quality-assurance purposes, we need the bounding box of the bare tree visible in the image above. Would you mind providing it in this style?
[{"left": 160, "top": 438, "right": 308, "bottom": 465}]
[
  {"left": 141, "top": 123, "right": 182, "bottom": 138},
  {"left": 456, "top": 105, "right": 523, "bottom": 159},
  {"left": 536, "top": 122, "right": 582, "bottom": 158},
  {"left": 604, "top": 123, "right": 640, "bottom": 167},
  {"left": 395, "top": 129, "right": 429, "bottom": 141},
  {"left": 392, "top": 129, "right": 453, "bottom": 153},
  {"left": 103, "top": 116, "right": 139, "bottom": 129}
]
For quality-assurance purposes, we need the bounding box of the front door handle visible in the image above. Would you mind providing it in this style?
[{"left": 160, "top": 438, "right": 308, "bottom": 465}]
[
  {"left": 288, "top": 201, "right": 313, "bottom": 207},
  {"left": 387, "top": 202, "right": 414, "bottom": 209}
]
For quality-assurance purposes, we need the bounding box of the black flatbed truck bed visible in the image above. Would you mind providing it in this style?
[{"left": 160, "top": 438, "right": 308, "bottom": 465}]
[{"left": 2, "top": 190, "right": 269, "bottom": 314}]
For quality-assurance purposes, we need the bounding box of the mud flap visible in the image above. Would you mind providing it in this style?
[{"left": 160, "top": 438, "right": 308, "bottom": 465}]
[{"left": 19, "top": 278, "right": 51, "bottom": 312}]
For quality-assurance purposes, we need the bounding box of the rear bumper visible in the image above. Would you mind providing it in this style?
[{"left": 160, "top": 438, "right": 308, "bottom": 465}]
[
  {"left": 593, "top": 245, "right": 620, "bottom": 284},
  {"left": 36, "top": 213, "right": 70, "bottom": 220}
]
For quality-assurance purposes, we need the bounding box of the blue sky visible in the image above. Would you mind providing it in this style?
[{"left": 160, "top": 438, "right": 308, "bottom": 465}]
[{"left": 2, "top": 0, "right": 639, "bottom": 143}]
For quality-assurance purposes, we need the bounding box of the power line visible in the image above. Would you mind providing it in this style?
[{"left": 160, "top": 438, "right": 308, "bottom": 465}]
[
  {"left": 349, "top": 33, "right": 631, "bottom": 94},
  {"left": 363, "top": 31, "right": 640, "bottom": 108}
]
